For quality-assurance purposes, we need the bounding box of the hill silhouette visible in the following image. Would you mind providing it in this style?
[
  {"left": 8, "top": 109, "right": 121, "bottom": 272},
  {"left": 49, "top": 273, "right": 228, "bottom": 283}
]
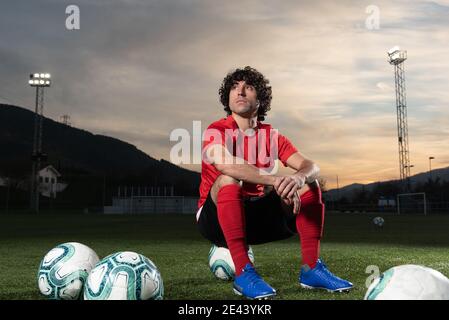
[{"left": 0, "top": 103, "right": 200, "bottom": 209}]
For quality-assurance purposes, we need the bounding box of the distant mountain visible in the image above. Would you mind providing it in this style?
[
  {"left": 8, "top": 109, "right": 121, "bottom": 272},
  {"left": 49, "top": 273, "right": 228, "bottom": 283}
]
[
  {"left": 0, "top": 103, "right": 200, "bottom": 195},
  {"left": 325, "top": 167, "right": 449, "bottom": 200}
]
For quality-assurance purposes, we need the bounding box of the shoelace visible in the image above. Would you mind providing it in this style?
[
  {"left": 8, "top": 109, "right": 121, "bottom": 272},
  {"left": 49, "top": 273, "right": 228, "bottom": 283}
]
[
  {"left": 317, "top": 262, "right": 345, "bottom": 283},
  {"left": 243, "top": 266, "right": 265, "bottom": 285}
]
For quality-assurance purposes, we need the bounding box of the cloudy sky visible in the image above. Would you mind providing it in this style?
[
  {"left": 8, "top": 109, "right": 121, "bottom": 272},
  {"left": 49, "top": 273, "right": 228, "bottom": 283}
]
[{"left": 1, "top": 0, "right": 448, "bottom": 188}]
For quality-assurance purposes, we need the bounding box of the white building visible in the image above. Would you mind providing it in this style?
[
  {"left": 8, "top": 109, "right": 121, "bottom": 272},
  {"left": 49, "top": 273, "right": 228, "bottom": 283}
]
[{"left": 38, "top": 165, "right": 67, "bottom": 198}]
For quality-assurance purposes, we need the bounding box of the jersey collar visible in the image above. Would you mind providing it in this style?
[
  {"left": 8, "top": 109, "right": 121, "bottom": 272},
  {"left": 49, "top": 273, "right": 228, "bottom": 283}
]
[{"left": 226, "top": 114, "right": 262, "bottom": 131}]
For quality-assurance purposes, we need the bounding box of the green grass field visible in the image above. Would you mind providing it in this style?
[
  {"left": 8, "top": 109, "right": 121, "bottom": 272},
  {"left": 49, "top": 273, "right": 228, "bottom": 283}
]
[{"left": 1, "top": 212, "right": 449, "bottom": 300}]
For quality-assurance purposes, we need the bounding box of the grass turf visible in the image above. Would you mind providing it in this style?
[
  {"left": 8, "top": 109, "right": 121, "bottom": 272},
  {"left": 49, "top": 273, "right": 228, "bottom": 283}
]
[{"left": 0, "top": 212, "right": 448, "bottom": 300}]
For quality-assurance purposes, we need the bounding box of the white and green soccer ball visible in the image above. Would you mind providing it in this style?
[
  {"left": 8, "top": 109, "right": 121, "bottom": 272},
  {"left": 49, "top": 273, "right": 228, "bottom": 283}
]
[
  {"left": 365, "top": 264, "right": 449, "bottom": 300},
  {"left": 373, "top": 216, "right": 385, "bottom": 227},
  {"left": 208, "top": 245, "right": 255, "bottom": 281},
  {"left": 38, "top": 242, "right": 99, "bottom": 300},
  {"left": 84, "top": 251, "right": 163, "bottom": 300}
]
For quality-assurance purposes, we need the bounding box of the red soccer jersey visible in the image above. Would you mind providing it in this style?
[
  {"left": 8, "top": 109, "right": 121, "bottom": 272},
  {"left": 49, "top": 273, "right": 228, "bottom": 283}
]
[{"left": 198, "top": 114, "right": 298, "bottom": 208}]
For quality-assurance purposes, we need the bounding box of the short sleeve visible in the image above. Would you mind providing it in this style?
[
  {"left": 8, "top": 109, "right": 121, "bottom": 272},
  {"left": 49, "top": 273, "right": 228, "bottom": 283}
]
[{"left": 278, "top": 134, "right": 298, "bottom": 167}]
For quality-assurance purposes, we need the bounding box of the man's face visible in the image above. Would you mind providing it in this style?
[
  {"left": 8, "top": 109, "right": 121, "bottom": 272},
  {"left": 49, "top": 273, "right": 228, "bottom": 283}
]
[{"left": 228, "top": 80, "right": 259, "bottom": 117}]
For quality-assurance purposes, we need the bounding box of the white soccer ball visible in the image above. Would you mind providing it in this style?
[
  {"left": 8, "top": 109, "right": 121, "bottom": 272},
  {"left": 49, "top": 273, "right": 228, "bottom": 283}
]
[
  {"left": 84, "top": 251, "right": 163, "bottom": 300},
  {"left": 208, "top": 245, "right": 255, "bottom": 281},
  {"left": 37, "top": 242, "right": 99, "bottom": 300},
  {"left": 373, "top": 216, "right": 385, "bottom": 227},
  {"left": 365, "top": 264, "right": 449, "bottom": 300}
]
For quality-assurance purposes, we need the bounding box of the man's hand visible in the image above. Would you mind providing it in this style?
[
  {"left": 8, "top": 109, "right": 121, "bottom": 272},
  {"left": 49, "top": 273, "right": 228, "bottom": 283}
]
[
  {"left": 274, "top": 175, "right": 306, "bottom": 215},
  {"left": 273, "top": 174, "right": 306, "bottom": 200},
  {"left": 281, "top": 190, "right": 301, "bottom": 215}
]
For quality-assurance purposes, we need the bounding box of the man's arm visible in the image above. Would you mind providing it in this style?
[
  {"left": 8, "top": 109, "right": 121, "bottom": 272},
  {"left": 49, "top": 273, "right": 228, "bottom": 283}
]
[
  {"left": 285, "top": 151, "right": 320, "bottom": 184},
  {"left": 207, "top": 144, "right": 302, "bottom": 214},
  {"left": 206, "top": 144, "right": 277, "bottom": 186},
  {"left": 274, "top": 151, "right": 320, "bottom": 206}
]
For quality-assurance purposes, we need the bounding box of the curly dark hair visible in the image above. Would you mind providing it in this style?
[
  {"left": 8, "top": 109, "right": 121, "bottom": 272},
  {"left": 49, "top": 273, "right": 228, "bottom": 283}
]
[{"left": 219, "top": 66, "right": 272, "bottom": 121}]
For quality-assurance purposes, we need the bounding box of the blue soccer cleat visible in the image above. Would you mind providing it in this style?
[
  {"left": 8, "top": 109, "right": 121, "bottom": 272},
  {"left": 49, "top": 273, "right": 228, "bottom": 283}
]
[
  {"left": 233, "top": 263, "right": 276, "bottom": 300},
  {"left": 299, "top": 259, "right": 353, "bottom": 293}
]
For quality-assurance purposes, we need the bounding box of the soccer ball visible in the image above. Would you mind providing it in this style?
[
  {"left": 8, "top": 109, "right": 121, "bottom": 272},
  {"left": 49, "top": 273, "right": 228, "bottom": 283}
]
[
  {"left": 208, "top": 245, "right": 255, "bottom": 281},
  {"left": 373, "top": 216, "right": 385, "bottom": 227},
  {"left": 37, "top": 242, "right": 99, "bottom": 300},
  {"left": 365, "top": 264, "right": 449, "bottom": 300},
  {"left": 84, "top": 251, "right": 163, "bottom": 300}
]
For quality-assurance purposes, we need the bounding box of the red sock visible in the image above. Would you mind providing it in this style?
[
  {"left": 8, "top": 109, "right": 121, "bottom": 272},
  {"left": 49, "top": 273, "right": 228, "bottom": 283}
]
[
  {"left": 296, "top": 188, "right": 325, "bottom": 269},
  {"left": 216, "top": 184, "right": 251, "bottom": 276}
]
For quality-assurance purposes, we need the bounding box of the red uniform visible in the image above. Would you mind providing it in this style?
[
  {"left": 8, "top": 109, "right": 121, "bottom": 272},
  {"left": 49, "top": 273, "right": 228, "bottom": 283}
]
[
  {"left": 197, "top": 114, "right": 323, "bottom": 274},
  {"left": 198, "top": 114, "right": 298, "bottom": 209}
]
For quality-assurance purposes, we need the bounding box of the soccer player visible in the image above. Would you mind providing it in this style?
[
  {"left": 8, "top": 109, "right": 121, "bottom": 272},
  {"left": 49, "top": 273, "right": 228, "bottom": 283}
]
[{"left": 196, "top": 66, "right": 353, "bottom": 299}]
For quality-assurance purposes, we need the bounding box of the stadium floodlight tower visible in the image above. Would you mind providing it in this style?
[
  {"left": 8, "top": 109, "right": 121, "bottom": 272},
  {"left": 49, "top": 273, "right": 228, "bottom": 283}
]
[
  {"left": 387, "top": 46, "right": 411, "bottom": 191},
  {"left": 28, "top": 73, "right": 51, "bottom": 213}
]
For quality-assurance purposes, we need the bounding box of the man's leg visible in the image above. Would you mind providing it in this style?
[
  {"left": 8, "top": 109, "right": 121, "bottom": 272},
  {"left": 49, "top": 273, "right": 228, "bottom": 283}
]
[
  {"left": 296, "top": 182, "right": 324, "bottom": 269},
  {"left": 280, "top": 181, "right": 353, "bottom": 292},
  {"left": 211, "top": 175, "right": 276, "bottom": 299},
  {"left": 279, "top": 182, "right": 322, "bottom": 268},
  {"left": 210, "top": 175, "right": 250, "bottom": 276}
]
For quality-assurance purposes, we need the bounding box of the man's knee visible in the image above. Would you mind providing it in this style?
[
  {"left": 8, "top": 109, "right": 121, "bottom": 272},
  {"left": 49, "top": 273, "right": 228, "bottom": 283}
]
[
  {"left": 216, "top": 175, "right": 240, "bottom": 188},
  {"left": 211, "top": 175, "right": 240, "bottom": 204},
  {"left": 301, "top": 182, "right": 323, "bottom": 203}
]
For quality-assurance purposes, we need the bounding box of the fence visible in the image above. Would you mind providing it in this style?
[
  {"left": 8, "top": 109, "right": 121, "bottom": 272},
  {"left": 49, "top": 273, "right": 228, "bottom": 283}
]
[
  {"left": 325, "top": 201, "right": 449, "bottom": 214},
  {"left": 104, "top": 196, "right": 199, "bottom": 214}
]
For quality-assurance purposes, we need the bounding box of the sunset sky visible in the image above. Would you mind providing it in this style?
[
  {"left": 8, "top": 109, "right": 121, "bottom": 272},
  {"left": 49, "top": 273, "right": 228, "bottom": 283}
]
[{"left": 1, "top": 0, "right": 448, "bottom": 189}]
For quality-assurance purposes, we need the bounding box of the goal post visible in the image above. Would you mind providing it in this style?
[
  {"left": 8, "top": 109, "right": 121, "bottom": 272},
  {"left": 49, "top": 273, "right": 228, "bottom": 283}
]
[{"left": 396, "top": 192, "right": 427, "bottom": 215}]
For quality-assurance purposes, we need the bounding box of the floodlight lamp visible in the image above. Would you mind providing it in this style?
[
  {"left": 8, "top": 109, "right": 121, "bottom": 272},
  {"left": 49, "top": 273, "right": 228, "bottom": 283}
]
[{"left": 388, "top": 46, "right": 400, "bottom": 55}]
